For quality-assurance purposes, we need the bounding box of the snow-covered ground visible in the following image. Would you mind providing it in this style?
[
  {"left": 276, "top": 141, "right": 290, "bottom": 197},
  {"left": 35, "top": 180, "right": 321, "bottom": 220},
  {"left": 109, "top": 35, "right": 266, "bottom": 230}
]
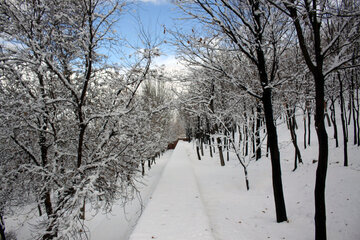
[
  {"left": 5, "top": 114, "right": 360, "bottom": 240},
  {"left": 128, "top": 118, "right": 360, "bottom": 240},
  {"left": 85, "top": 150, "right": 174, "bottom": 240},
  {"left": 129, "top": 141, "right": 215, "bottom": 240}
]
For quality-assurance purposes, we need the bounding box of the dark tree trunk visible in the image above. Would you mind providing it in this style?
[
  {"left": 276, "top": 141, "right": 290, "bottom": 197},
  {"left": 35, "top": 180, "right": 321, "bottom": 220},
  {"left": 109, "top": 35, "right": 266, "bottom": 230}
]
[
  {"left": 43, "top": 191, "right": 57, "bottom": 240},
  {"left": 350, "top": 71, "right": 358, "bottom": 145},
  {"left": 200, "top": 138, "right": 204, "bottom": 156},
  {"left": 225, "top": 135, "right": 229, "bottom": 161},
  {"left": 252, "top": 8, "right": 287, "bottom": 218},
  {"left": 356, "top": 80, "right": 360, "bottom": 146},
  {"left": 80, "top": 199, "right": 86, "bottom": 220},
  {"left": 217, "top": 137, "right": 225, "bottom": 166},
  {"left": 141, "top": 160, "right": 145, "bottom": 176},
  {"left": 148, "top": 159, "right": 151, "bottom": 169},
  {"left": 266, "top": 135, "right": 269, "bottom": 157},
  {"left": 329, "top": 98, "right": 339, "bottom": 148},
  {"left": 232, "top": 122, "right": 236, "bottom": 141},
  {"left": 244, "top": 167, "right": 250, "bottom": 191},
  {"left": 196, "top": 146, "right": 201, "bottom": 160},
  {"left": 38, "top": 74, "right": 57, "bottom": 239},
  {"left": 262, "top": 89, "right": 287, "bottom": 222},
  {"left": 314, "top": 72, "right": 329, "bottom": 240},
  {"left": 338, "top": 73, "right": 348, "bottom": 167},
  {"left": 303, "top": 110, "right": 307, "bottom": 149},
  {"left": 38, "top": 203, "right": 43, "bottom": 216},
  {"left": 286, "top": 105, "right": 303, "bottom": 171},
  {"left": 227, "top": 145, "right": 229, "bottom": 162},
  {"left": 308, "top": 105, "right": 311, "bottom": 146},
  {"left": 256, "top": 105, "right": 262, "bottom": 160},
  {"left": 238, "top": 124, "right": 242, "bottom": 148},
  {"left": 0, "top": 214, "right": 6, "bottom": 240},
  {"left": 283, "top": 3, "right": 329, "bottom": 238}
]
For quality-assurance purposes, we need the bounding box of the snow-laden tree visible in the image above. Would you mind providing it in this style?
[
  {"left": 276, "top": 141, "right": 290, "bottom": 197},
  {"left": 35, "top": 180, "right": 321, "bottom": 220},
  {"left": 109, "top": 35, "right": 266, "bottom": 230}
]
[
  {"left": 135, "top": 69, "right": 175, "bottom": 175},
  {"left": 173, "top": 0, "right": 292, "bottom": 222},
  {"left": 175, "top": 55, "right": 268, "bottom": 190},
  {"left": 267, "top": 0, "right": 360, "bottom": 238},
  {"left": 0, "top": 0, "right": 166, "bottom": 239}
]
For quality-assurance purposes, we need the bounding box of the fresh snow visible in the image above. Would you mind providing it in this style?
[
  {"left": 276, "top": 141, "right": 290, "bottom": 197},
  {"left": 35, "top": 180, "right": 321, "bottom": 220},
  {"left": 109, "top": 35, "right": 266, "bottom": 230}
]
[
  {"left": 128, "top": 141, "right": 215, "bottom": 240},
  {"left": 5, "top": 115, "right": 360, "bottom": 240},
  {"left": 86, "top": 150, "right": 174, "bottom": 240},
  {"left": 128, "top": 119, "right": 360, "bottom": 240}
]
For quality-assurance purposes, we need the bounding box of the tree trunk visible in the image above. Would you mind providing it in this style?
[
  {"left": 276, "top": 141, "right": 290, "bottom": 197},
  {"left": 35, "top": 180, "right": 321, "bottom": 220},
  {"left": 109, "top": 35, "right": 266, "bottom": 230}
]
[
  {"left": 266, "top": 135, "right": 269, "bottom": 157},
  {"left": 308, "top": 105, "right": 311, "bottom": 146},
  {"left": 80, "top": 199, "right": 86, "bottom": 220},
  {"left": 303, "top": 109, "right": 307, "bottom": 149},
  {"left": 262, "top": 88, "right": 287, "bottom": 223},
  {"left": 238, "top": 125, "right": 242, "bottom": 148},
  {"left": 284, "top": 3, "right": 329, "bottom": 238},
  {"left": 196, "top": 146, "right": 201, "bottom": 160},
  {"left": 38, "top": 203, "right": 43, "bottom": 216},
  {"left": 350, "top": 70, "right": 358, "bottom": 145},
  {"left": 200, "top": 138, "right": 204, "bottom": 156},
  {"left": 286, "top": 106, "right": 303, "bottom": 171},
  {"left": 356, "top": 81, "right": 360, "bottom": 146},
  {"left": 227, "top": 145, "right": 229, "bottom": 162},
  {"left": 329, "top": 98, "right": 339, "bottom": 148},
  {"left": 217, "top": 137, "right": 225, "bottom": 166},
  {"left": 0, "top": 214, "right": 6, "bottom": 240},
  {"left": 141, "top": 160, "right": 145, "bottom": 176},
  {"left": 338, "top": 73, "right": 348, "bottom": 166},
  {"left": 252, "top": 114, "right": 256, "bottom": 154},
  {"left": 225, "top": 136, "right": 230, "bottom": 161},
  {"left": 244, "top": 167, "right": 250, "bottom": 191},
  {"left": 256, "top": 105, "right": 262, "bottom": 160},
  {"left": 43, "top": 191, "right": 57, "bottom": 240},
  {"left": 314, "top": 72, "right": 329, "bottom": 240}
]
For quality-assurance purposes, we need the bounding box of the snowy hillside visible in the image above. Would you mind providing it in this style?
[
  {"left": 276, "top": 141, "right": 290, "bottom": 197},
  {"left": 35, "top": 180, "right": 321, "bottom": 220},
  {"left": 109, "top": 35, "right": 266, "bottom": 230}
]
[{"left": 125, "top": 112, "right": 360, "bottom": 240}]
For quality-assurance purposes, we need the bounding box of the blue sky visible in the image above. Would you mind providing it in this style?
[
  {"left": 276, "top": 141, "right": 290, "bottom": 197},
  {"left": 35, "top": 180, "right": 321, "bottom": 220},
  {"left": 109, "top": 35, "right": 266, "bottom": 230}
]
[{"left": 105, "top": 0, "right": 188, "bottom": 69}]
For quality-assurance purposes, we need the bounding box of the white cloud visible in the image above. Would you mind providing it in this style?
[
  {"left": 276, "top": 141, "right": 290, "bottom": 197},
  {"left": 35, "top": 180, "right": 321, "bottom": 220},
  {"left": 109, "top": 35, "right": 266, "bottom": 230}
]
[{"left": 154, "top": 55, "right": 185, "bottom": 72}]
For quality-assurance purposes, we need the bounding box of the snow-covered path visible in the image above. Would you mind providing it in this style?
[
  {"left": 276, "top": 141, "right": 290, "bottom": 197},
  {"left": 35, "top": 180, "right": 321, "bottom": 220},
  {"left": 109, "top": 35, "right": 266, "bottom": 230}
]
[{"left": 128, "top": 141, "right": 215, "bottom": 240}]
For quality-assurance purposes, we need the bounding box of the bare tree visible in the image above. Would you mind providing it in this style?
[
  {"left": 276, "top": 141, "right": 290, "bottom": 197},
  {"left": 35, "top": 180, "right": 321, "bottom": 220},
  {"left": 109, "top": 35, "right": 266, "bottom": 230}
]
[
  {"left": 174, "top": 0, "right": 290, "bottom": 222},
  {"left": 269, "top": 0, "right": 360, "bottom": 238}
]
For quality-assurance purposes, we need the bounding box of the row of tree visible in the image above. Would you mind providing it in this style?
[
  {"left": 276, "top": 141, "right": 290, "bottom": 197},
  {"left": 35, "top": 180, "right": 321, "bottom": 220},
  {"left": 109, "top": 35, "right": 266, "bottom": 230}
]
[
  {"left": 0, "top": 0, "right": 176, "bottom": 239},
  {"left": 171, "top": 0, "right": 359, "bottom": 239}
]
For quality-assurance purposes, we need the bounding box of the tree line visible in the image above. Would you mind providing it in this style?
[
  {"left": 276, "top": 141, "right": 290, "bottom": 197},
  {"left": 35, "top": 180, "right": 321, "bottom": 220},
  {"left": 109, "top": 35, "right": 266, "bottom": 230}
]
[
  {"left": 0, "top": 0, "right": 177, "bottom": 239},
  {"left": 171, "top": 0, "right": 360, "bottom": 239}
]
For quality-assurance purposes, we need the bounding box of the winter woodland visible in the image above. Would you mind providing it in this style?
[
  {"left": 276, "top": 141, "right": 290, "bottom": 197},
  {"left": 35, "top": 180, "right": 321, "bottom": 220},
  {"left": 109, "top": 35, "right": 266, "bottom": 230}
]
[{"left": 0, "top": 0, "right": 359, "bottom": 240}]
